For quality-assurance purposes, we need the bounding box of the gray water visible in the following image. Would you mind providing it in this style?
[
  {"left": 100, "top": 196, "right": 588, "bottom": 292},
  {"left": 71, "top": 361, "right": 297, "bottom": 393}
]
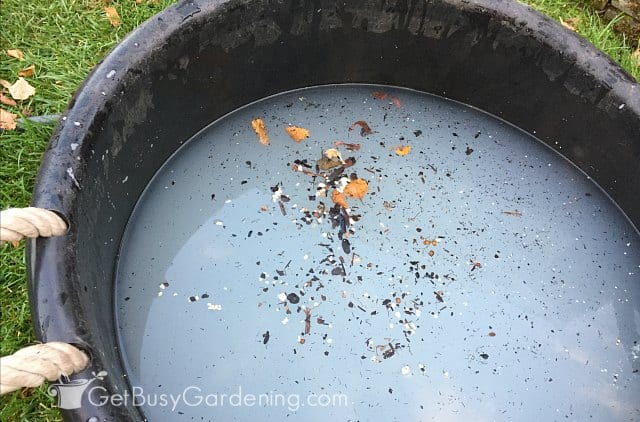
[{"left": 115, "top": 85, "right": 640, "bottom": 421}]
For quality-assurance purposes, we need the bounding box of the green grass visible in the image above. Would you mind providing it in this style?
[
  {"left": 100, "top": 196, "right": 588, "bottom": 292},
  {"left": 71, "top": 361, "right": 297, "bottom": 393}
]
[{"left": 0, "top": 0, "right": 637, "bottom": 420}]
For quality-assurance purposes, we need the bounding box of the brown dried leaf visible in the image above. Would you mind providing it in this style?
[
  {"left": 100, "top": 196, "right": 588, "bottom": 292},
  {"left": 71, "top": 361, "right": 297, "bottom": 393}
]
[
  {"left": 284, "top": 125, "right": 309, "bottom": 142},
  {"left": 17, "top": 65, "right": 35, "bottom": 78},
  {"left": 344, "top": 178, "right": 368, "bottom": 200},
  {"left": 6, "top": 49, "right": 25, "bottom": 60},
  {"left": 251, "top": 118, "right": 269, "bottom": 145},
  {"left": 348, "top": 120, "right": 373, "bottom": 136},
  {"left": 0, "top": 93, "right": 17, "bottom": 107},
  {"left": 331, "top": 190, "right": 348, "bottom": 209},
  {"left": 372, "top": 91, "right": 388, "bottom": 100},
  {"left": 0, "top": 109, "right": 18, "bottom": 130},
  {"left": 8, "top": 77, "right": 35, "bottom": 101},
  {"left": 0, "top": 79, "right": 12, "bottom": 90},
  {"left": 560, "top": 17, "right": 579, "bottom": 32},
  {"left": 394, "top": 145, "right": 411, "bottom": 156},
  {"left": 104, "top": 6, "right": 121, "bottom": 27}
]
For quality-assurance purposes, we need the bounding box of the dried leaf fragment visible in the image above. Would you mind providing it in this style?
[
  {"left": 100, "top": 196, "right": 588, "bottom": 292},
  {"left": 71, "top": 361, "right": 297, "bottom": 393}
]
[
  {"left": 372, "top": 91, "right": 401, "bottom": 107},
  {"left": 333, "top": 141, "right": 361, "bottom": 151},
  {"left": 372, "top": 91, "right": 388, "bottom": 100},
  {"left": 6, "top": 49, "right": 24, "bottom": 60},
  {"left": 17, "top": 65, "right": 35, "bottom": 78},
  {"left": 502, "top": 210, "right": 522, "bottom": 217},
  {"left": 344, "top": 178, "right": 368, "bottom": 200},
  {"left": 560, "top": 17, "right": 580, "bottom": 32},
  {"left": 349, "top": 120, "right": 373, "bottom": 136},
  {"left": 8, "top": 77, "right": 35, "bottom": 101},
  {"left": 0, "top": 109, "right": 18, "bottom": 130},
  {"left": 285, "top": 125, "right": 310, "bottom": 142},
  {"left": 251, "top": 118, "right": 269, "bottom": 145},
  {"left": 104, "top": 6, "right": 121, "bottom": 27},
  {"left": 394, "top": 145, "right": 411, "bottom": 156},
  {"left": 0, "top": 93, "right": 17, "bottom": 107},
  {"left": 331, "top": 190, "right": 348, "bottom": 208},
  {"left": 0, "top": 79, "right": 12, "bottom": 89}
]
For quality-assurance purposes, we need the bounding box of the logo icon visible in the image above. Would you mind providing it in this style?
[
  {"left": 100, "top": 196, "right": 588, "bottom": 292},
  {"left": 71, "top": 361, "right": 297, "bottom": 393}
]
[{"left": 47, "top": 370, "right": 107, "bottom": 410}]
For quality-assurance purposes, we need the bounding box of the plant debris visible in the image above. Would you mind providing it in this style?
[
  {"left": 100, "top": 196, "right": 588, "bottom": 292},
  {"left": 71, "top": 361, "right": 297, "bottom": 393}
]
[
  {"left": 285, "top": 125, "right": 310, "bottom": 142},
  {"left": 104, "top": 6, "right": 121, "bottom": 27},
  {"left": 349, "top": 120, "right": 373, "bottom": 136},
  {"left": 8, "top": 77, "right": 35, "bottom": 101},
  {"left": 6, "top": 49, "right": 24, "bottom": 60},
  {"left": 343, "top": 178, "right": 368, "bottom": 200},
  {"left": 0, "top": 93, "right": 17, "bottom": 107},
  {"left": 394, "top": 145, "right": 411, "bottom": 156},
  {"left": 502, "top": 210, "right": 522, "bottom": 217},
  {"left": 371, "top": 91, "right": 401, "bottom": 107},
  {"left": 251, "top": 118, "right": 269, "bottom": 145},
  {"left": 0, "top": 109, "right": 18, "bottom": 130},
  {"left": 333, "top": 141, "right": 361, "bottom": 151},
  {"left": 331, "top": 190, "right": 348, "bottom": 209},
  {"left": 560, "top": 17, "right": 579, "bottom": 32},
  {"left": 17, "top": 65, "right": 35, "bottom": 78}
]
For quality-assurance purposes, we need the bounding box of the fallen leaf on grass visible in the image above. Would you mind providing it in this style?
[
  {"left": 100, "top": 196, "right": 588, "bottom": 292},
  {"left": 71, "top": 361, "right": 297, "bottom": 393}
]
[
  {"left": 17, "top": 65, "right": 35, "bottom": 78},
  {"left": 0, "top": 109, "right": 18, "bottom": 130},
  {"left": 251, "top": 118, "right": 269, "bottom": 145},
  {"left": 285, "top": 125, "right": 310, "bottom": 142},
  {"left": 0, "top": 93, "right": 17, "bottom": 107},
  {"left": 331, "top": 190, "right": 348, "bottom": 208},
  {"left": 6, "top": 49, "right": 24, "bottom": 60},
  {"left": 104, "top": 6, "right": 121, "bottom": 27},
  {"left": 8, "top": 77, "right": 35, "bottom": 101},
  {"left": 0, "top": 79, "right": 12, "bottom": 89},
  {"left": 344, "top": 178, "right": 368, "bottom": 200},
  {"left": 560, "top": 17, "right": 580, "bottom": 32},
  {"left": 394, "top": 145, "right": 411, "bottom": 156}
]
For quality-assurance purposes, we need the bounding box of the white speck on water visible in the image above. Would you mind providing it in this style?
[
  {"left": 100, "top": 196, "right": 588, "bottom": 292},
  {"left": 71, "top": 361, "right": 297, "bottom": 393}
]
[
  {"left": 326, "top": 338, "right": 333, "bottom": 344},
  {"left": 207, "top": 303, "right": 222, "bottom": 311},
  {"left": 303, "top": 254, "right": 309, "bottom": 260},
  {"left": 277, "top": 292, "right": 287, "bottom": 302},
  {"left": 106, "top": 70, "right": 116, "bottom": 79},
  {"left": 371, "top": 355, "right": 381, "bottom": 363},
  {"left": 214, "top": 220, "right": 224, "bottom": 226},
  {"left": 157, "top": 291, "right": 163, "bottom": 297},
  {"left": 225, "top": 199, "right": 232, "bottom": 204},
  {"left": 62, "top": 116, "right": 67, "bottom": 121},
  {"left": 122, "top": 176, "right": 128, "bottom": 183},
  {"left": 401, "top": 365, "right": 411, "bottom": 376},
  {"left": 281, "top": 317, "right": 289, "bottom": 325},
  {"left": 70, "top": 143, "right": 79, "bottom": 151},
  {"left": 619, "top": 104, "right": 625, "bottom": 110},
  {"left": 159, "top": 282, "right": 169, "bottom": 289}
]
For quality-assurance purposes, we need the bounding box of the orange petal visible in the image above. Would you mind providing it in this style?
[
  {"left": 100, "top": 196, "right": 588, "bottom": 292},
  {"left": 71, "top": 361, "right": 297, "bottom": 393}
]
[{"left": 331, "top": 190, "right": 348, "bottom": 208}]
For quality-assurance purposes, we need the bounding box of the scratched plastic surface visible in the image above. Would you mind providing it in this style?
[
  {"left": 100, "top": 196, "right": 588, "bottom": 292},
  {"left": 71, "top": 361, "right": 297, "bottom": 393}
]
[{"left": 115, "top": 85, "right": 640, "bottom": 421}]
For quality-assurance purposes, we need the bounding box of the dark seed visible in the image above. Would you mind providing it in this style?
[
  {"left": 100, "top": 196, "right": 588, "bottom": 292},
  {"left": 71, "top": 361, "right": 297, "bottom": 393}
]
[{"left": 287, "top": 293, "right": 300, "bottom": 304}]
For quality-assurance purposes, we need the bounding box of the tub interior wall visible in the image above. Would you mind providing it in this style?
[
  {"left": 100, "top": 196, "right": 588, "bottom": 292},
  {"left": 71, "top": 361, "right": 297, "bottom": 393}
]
[{"left": 28, "top": 0, "right": 639, "bottom": 420}]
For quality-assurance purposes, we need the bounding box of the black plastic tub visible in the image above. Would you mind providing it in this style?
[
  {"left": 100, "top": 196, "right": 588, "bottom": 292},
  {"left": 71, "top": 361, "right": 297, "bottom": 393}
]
[{"left": 28, "top": 0, "right": 639, "bottom": 421}]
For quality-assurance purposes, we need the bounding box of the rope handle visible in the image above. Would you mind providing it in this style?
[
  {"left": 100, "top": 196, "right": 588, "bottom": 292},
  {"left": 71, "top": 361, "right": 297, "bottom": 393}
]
[
  {"left": 1, "top": 207, "right": 88, "bottom": 395},
  {"left": 1, "top": 207, "right": 68, "bottom": 245},
  {"left": 0, "top": 342, "right": 89, "bottom": 395}
]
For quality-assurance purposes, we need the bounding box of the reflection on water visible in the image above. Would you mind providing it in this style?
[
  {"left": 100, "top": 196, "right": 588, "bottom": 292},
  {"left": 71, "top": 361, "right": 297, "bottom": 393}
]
[{"left": 116, "top": 85, "right": 640, "bottom": 421}]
